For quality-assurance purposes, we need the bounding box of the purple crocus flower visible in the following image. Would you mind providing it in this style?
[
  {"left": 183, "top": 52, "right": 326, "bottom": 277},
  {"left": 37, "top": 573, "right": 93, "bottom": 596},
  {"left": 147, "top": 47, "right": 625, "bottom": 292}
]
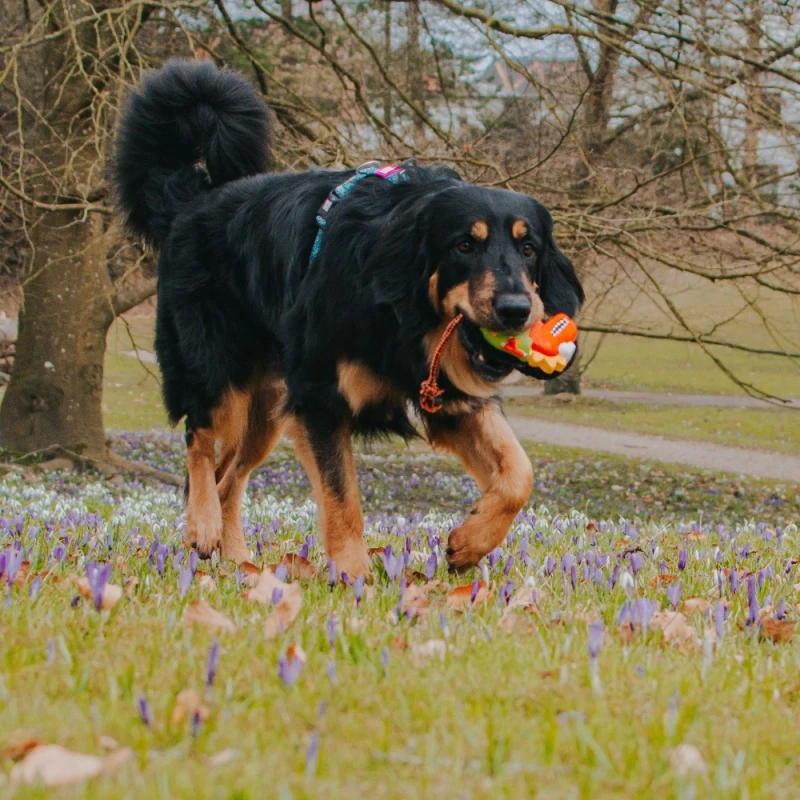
[
  {"left": 382, "top": 548, "right": 403, "bottom": 582},
  {"left": 501, "top": 579, "right": 514, "bottom": 605},
  {"left": 470, "top": 578, "right": 480, "bottom": 605},
  {"left": 191, "top": 710, "right": 203, "bottom": 737},
  {"left": 544, "top": 555, "right": 556, "bottom": 576},
  {"left": 274, "top": 563, "right": 288, "bottom": 583},
  {"left": 561, "top": 553, "right": 575, "bottom": 574},
  {"left": 631, "top": 598, "right": 657, "bottom": 631},
  {"left": 29, "top": 576, "right": 41, "bottom": 600},
  {"left": 487, "top": 548, "right": 501, "bottom": 570},
  {"left": 206, "top": 641, "right": 220, "bottom": 688},
  {"left": 570, "top": 564, "right": 577, "bottom": 590},
  {"left": 630, "top": 553, "right": 643, "bottom": 577},
  {"left": 588, "top": 622, "right": 603, "bottom": 660},
  {"left": 354, "top": 575, "right": 364, "bottom": 607},
  {"left": 714, "top": 601, "right": 726, "bottom": 640},
  {"left": 424, "top": 552, "right": 437, "bottom": 582},
  {"left": 326, "top": 661, "right": 337, "bottom": 684},
  {"left": 609, "top": 564, "right": 621, "bottom": 590},
  {"left": 729, "top": 569, "right": 739, "bottom": 595},
  {"left": 381, "top": 645, "right": 389, "bottom": 678},
  {"left": 189, "top": 550, "right": 199, "bottom": 575},
  {"left": 5, "top": 547, "right": 25, "bottom": 587},
  {"left": 278, "top": 653, "right": 303, "bottom": 687},
  {"left": 666, "top": 582, "right": 682, "bottom": 611},
  {"left": 137, "top": 696, "right": 151, "bottom": 726},
  {"left": 305, "top": 730, "right": 321, "bottom": 776},
  {"left": 156, "top": 545, "right": 167, "bottom": 577},
  {"left": 776, "top": 599, "right": 787, "bottom": 620},
  {"left": 326, "top": 614, "right": 337, "bottom": 649},
  {"left": 86, "top": 561, "right": 112, "bottom": 611},
  {"left": 327, "top": 560, "right": 337, "bottom": 590},
  {"left": 503, "top": 554, "right": 515, "bottom": 577},
  {"left": 178, "top": 566, "right": 193, "bottom": 598},
  {"left": 271, "top": 587, "right": 284, "bottom": 606}
]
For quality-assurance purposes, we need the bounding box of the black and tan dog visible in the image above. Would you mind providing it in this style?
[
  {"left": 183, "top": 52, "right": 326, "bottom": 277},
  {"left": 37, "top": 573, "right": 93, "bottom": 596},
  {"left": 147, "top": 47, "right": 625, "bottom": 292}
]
[{"left": 114, "top": 60, "right": 583, "bottom": 577}]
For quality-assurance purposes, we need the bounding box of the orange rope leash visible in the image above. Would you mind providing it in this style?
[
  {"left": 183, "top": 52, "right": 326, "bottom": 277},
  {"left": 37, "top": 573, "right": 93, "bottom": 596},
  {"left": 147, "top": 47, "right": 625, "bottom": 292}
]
[{"left": 419, "top": 313, "right": 464, "bottom": 413}]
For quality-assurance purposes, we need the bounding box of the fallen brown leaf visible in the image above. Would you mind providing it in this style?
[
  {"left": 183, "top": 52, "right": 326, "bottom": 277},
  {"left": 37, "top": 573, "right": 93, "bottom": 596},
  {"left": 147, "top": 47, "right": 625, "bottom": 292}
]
[
  {"left": 72, "top": 577, "right": 123, "bottom": 611},
  {"left": 499, "top": 614, "right": 536, "bottom": 635},
  {"left": 2, "top": 735, "right": 42, "bottom": 762},
  {"left": 651, "top": 610, "right": 696, "bottom": 650},
  {"left": 198, "top": 575, "right": 217, "bottom": 592},
  {"left": 247, "top": 570, "right": 302, "bottom": 638},
  {"left": 684, "top": 530, "right": 705, "bottom": 541},
  {"left": 270, "top": 553, "right": 317, "bottom": 580},
  {"left": 649, "top": 574, "right": 677, "bottom": 588},
  {"left": 760, "top": 618, "right": 795, "bottom": 643},
  {"left": 389, "top": 636, "right": 407, "bottom": 651},
  {"left": 367, "top": 547, "right": 387, "bottom": 558},
  {"left": 9, "top": 744, "right": 132, "bottom": 787},
  {"left": 445, "top": 580, "right": 490, "bottom": 612},
  {"left": 684, "top": 598, "right": 711, "bottom": 615},
  {"left": 182, "top": 600, "right": 236, "bottom": 634},
  {"left": 401, "top": 584, "right": 431, "bottom": 618},
  {"left": 206, "top": 748, "right": 239, "bottom": 768},
  {"left": 410, "top": 639, "right": 447, "bottom": 664},
  {"left": 12, "top": 561, "right": 30, "bottom": 587},
  {"left": 171, "top": 689, "right": 210, "bottom": 729},
  {"left": 123, "top": 576, "right": 139, "bottom": 598},
  {"left": 240, "top": 561, "right": 262, "bottom": 588}
]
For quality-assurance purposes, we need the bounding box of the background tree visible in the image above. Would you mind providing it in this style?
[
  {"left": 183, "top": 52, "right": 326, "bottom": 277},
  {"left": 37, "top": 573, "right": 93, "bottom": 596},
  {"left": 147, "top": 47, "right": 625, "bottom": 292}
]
[{"left": 1, "top": 0, "right": 797, "bottom": 462}]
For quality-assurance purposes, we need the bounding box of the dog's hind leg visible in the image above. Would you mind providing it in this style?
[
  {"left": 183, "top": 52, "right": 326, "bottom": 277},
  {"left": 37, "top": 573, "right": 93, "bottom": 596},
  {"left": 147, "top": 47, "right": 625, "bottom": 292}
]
[
  {"left": 428, "top": 401, "right": 533, "bottom": 573},
  {"left": 286, "top": 415, "right": 372, "bottom": 579},
  {"left": 217, "top": 378, "right": 286, "bottom": 563},
  {"left": 184, "top": 388, "right": 249, "bottom": 559}
]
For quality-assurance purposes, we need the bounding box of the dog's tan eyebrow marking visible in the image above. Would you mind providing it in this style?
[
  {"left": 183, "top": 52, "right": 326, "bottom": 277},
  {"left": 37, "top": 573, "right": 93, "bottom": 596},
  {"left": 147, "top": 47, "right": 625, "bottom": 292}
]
[
  {"left": 470, "top": 220, "right": 489, "bottom": 241},
  {"left": 512, "top": 219, "right": 528, "bottom": 239}
]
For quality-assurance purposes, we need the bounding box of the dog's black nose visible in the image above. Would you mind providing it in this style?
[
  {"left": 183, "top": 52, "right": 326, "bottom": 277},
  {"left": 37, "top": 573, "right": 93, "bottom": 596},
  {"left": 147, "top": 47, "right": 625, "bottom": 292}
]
[{"left": 493, "top": 293, "right": 531, "bottom": 330}]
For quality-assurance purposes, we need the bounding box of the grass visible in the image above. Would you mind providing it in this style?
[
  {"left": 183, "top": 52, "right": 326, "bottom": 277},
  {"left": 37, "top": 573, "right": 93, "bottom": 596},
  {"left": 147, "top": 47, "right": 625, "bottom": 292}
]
[
  {"left": 1, "top": 435, "right": 799, "bottom": 798},
  {"left": 505, "top": 396, "right": 800, "bottom": 455},
  {"left": 581, "top": 334, "right": 800, "bottom": 399}
]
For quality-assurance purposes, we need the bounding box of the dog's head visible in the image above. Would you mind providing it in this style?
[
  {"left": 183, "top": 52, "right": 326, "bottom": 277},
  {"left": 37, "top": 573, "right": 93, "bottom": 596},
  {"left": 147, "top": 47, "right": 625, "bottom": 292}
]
[{"left": 367, "top": 181, "right": 584, "bottom": 382}]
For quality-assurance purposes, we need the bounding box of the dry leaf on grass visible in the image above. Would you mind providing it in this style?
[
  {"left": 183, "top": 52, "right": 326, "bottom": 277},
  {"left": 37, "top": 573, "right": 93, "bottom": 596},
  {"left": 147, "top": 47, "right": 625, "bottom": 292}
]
[
  {"left": 367, "top": 547, "right": 387, "bottom": 558},
  {"left": 684, "top": 530, "right": 705, "bottom": 541},
  {"left": 2, "top": 734, "right": 42, "bottom": 761},
  {"left": 239, "top": 561, "right": 262, "bottom": 588},
  {"left": 410, "top": 639, "right": 447, "bottom": 664},
  {"left": 72, "top": 577, "right": 123, "bottom": 611},
  {"left": 499, "top": 614, "right": 537, "bottom": 635},
  {"left": 649, "top": 574, "right": 677, "bottom": 588},
  {"left": 445, "top": 580, "right": 490, "bottom": 612},
  {"left": 182, "top": 600, "right": 236, "bottom": 634},
  {"left": 247, "top": 570, "right": 302, "bottom": 638},
  {"left": 171, "top": 689, "right": 210, "bottom": 729},
  {"left": 760, "top": 618, "right": 795, "bottom": 643},
  {"left": 123, "top": 576, "right": 139, "bottom": 598},
  {"left": 9, "top": 744, "right": 132, "bottom": 787},
  {"left": 651, "top": 610, "right": 696, "bottom": 652},
  {"left": 206, "top": 748, "right": 239, "bottom": 768},
  {"left": 198, "top": 575, "right": 217, "bottom": 592},
  {"left": 401, "top": 584, "right": 431, "bottom": 618},
  {"left": 269, "top": 553, "right": 317, "bottom": 580},
  {"left": 684, "top": 598, "right": 711, "bottom": 615},
  {"left": 12, "top": 561, "right": 30, "bottom": 587},
  {"left": 669, "top": 743, "right": 706, "bottom": 777}
]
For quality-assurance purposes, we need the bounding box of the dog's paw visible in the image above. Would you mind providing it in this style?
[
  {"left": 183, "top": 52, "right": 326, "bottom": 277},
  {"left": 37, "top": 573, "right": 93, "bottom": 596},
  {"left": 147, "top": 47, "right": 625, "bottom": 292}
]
[
  {"left": 330, "top": 542, "right": 373, "bottom": 580},
  {"left": 445, "top": 526, "right": 484, "bottom": 574},
  {"left": 184, "top": 513, "right": 223, "bottom": 559}
]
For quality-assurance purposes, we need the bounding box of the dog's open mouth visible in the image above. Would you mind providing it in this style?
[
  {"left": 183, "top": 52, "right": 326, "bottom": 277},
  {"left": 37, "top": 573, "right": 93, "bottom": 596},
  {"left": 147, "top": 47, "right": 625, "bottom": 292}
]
[{"left": 456, "top": 311, "right": 515, "bottom": 382}]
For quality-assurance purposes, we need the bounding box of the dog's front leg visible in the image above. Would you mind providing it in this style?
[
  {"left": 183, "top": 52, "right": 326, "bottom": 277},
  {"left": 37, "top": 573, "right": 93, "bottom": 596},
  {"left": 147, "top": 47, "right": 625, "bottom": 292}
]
[
  {"left": 429, "top": 402, "right": 534, "bottom": 572},
  {"left": 286, "top": 415, "right": 372, "bottom": 579}
]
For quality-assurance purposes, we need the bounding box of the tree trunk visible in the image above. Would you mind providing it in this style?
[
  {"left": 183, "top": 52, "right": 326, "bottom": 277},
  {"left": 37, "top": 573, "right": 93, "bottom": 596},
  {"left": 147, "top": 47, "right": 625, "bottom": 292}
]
[
  {"left": 1, "top": 213, "right": 114, "bottom": 456},
  {"left": 0, "top": 0, "right": 116, "bottom": 457},
  {"left": 406, "top": 0, "right": 425, "bottom": 147}
]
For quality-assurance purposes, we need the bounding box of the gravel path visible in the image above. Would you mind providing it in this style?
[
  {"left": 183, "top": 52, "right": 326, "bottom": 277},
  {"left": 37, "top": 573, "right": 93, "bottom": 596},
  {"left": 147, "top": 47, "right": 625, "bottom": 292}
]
[{"left": 508, "top": 416, "right": 800, "bottom": 482}]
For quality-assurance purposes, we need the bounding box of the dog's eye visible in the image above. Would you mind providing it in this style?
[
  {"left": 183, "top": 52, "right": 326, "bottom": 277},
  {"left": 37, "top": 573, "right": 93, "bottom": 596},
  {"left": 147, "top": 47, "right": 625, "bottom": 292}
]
[
  {"left": 522, "top": 242, "right": 535, "bottom": 258},
  {"left": 456, "top": 240, "right": 474, "bottom": 254}
]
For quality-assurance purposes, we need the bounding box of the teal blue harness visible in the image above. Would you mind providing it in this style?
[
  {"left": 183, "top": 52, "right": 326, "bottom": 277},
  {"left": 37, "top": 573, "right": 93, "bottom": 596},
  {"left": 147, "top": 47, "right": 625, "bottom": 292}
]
[{"left": 309, "top": 161, "right": 407, "bottom": 265}]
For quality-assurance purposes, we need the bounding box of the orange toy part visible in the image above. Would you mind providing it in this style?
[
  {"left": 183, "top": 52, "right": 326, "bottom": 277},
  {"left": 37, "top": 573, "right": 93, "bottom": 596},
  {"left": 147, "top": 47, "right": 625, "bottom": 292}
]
[{"left": 529, "top": 313, "right": 578, "bottom": 357}]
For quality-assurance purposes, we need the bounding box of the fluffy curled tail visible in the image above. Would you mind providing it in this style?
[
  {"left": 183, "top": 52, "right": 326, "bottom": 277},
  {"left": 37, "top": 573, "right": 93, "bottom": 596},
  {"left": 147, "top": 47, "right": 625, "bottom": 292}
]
[{"left": 114, "top": 60, "right": 270, "bottom": 247}]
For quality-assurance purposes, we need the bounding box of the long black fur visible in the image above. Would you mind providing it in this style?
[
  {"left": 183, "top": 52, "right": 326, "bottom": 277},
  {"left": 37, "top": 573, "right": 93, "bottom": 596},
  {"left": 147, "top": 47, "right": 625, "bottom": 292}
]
[{"left": 114, "top": 60, "right": 584, "bottom": 444}]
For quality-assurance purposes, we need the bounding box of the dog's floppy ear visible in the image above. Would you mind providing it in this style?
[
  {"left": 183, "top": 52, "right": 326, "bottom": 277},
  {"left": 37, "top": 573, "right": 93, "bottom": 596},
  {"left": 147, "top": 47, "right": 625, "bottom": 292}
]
[
  {"left": 535, "top": 205, "right": 584, "bottom": 317},
  {"left": 364, "top": 200, "right": 433, "bottom": 307}
]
